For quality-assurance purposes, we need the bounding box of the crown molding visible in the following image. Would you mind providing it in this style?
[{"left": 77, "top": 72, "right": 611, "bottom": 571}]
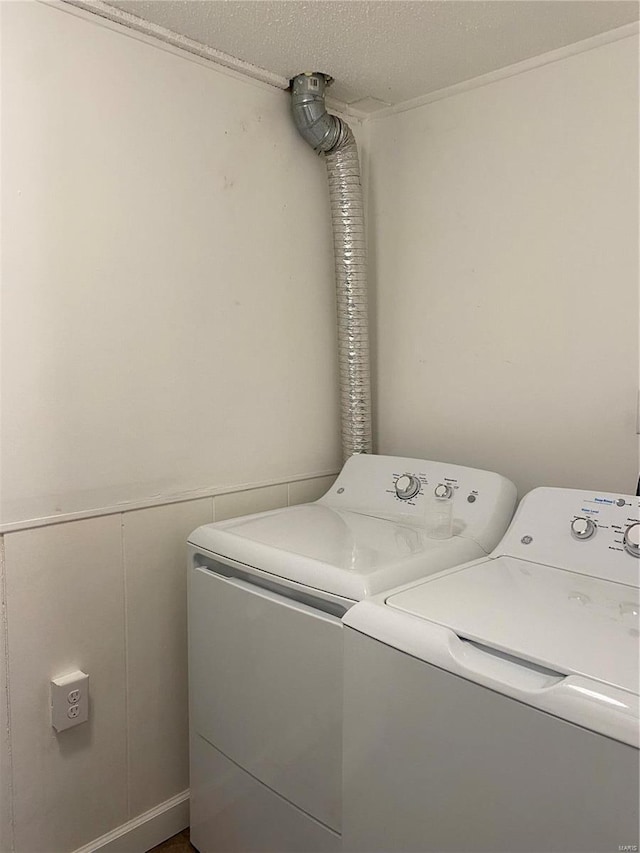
[
  {"left": 370, "top": 21, "right": 639, "bottom": 120},
  {"left": 44, "top": 5, "right": 638, "bottom": 123},
  {"left": 53, "top": 0, "right": 289, "bottom": 90}
]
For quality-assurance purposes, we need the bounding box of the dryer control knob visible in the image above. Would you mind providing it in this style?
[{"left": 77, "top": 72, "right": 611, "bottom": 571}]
[
  {"left": 434, "top": 483, "right": 454, "bottom": 500},
  {"left": 395, "top": 474, "right": 421, "bottom": 501},
  {"left": 570, "top": 517, "right": 596, "bottom": 541},
  {"left": 623, "top": 522, "right": 640, "bottom": 558}
]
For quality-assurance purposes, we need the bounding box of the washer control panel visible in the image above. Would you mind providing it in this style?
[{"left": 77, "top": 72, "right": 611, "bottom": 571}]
[
  {"left": 321, "top": 454, "right": 518, "bottom": 553},
  {"left": 500, "top": 488, "right": 640, "bottom": 587},
  {"left": 386, "top": 470, "right": 493, "bottom": 511}
]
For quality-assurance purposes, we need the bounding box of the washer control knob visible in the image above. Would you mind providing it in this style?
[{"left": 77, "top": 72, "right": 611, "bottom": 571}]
[
  {"left": 623, "top": 522, "right": 640, "bottom": 558},
  {"left": 570, "top": 517, "right": 596, "bottom": 541},
  {"left": 395, "top": 474, "right": 421, "bottom": 501},
  {"left": 434, "top": 483, "right": 454, "bottom": 500}
]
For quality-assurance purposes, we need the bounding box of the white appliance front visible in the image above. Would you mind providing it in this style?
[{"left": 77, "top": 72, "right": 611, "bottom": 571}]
[
  {"left": 190, "top": 560, "right": 342, "bottom": 833},
  {"left": 342, "top": 486, "right": 640, "bottom": 852},
  {"left": 188, "top": 455, "right": 517, "bottom": 853}
]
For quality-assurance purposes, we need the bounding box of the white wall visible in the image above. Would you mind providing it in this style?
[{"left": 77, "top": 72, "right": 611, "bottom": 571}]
[
  {"left": 0, "top": 477, "right": 337, "bottom": 853},
  {"left": 1, "top": 0, "right": 343, "bottom": 526},
  {"left": 0, "top": 3, "right": 343, "bottom": 850},
  {"left": 369, "top": 34, "right": 639, "bottom": 496}
]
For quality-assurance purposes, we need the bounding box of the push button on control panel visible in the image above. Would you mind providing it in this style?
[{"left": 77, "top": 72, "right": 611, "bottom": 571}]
[
  {"left": 623, "top": 522, "right": 640, "bottom": 558},
  {"left": 570, "top": 517, "right": 596, "bottom": 541},
  {"left": 395, "top": 474, "right": 421, "bottom": 501}
]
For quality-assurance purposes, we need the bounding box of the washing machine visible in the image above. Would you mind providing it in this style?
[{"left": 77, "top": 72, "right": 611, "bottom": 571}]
[
  {"left": 342, "top": 486, "right": 640, "bottom": 853},
  {"left": 187, "top": 454, "right": 517, "bottom": 853}
]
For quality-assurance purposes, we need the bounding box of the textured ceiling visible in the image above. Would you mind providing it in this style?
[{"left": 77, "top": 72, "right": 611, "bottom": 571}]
[{"left": 104, "top": 0, "right": 639, "bottom": 108}]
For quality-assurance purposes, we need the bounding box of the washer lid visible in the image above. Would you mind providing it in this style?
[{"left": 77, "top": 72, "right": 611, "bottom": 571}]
[
  {"left": 386, "top": 556, "right": 639, "bottom": 696},
  {"left": 188, "top": 504, "right": 482, "bottom": 601}
]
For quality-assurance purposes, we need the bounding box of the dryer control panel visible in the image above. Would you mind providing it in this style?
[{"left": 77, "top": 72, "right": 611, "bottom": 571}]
[
  {"left": 319, "top": 454, "right": 517, "bottom": 554},
  {"left": 498, "top": 487, "right": 640, "bottom": 587}
]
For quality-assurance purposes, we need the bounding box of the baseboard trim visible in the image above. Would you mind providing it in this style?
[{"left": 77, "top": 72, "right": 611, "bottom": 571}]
[{"left": 73, "top": 791, "right": 190, "bottom": 853}]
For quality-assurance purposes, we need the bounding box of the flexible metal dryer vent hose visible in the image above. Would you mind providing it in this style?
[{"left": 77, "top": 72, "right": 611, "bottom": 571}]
[{"left": 290, "top": 72, "right": 372, "bottom": 461}]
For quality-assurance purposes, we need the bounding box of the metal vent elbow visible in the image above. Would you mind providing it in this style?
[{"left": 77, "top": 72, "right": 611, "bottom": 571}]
[{"left": 290, "top": 73, "right": 347, "bottom": 153}]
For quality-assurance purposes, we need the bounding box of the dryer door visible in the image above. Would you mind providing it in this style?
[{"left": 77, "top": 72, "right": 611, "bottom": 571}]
[{"left": 189, "top": 564, "right": 343, "bottom": 832}]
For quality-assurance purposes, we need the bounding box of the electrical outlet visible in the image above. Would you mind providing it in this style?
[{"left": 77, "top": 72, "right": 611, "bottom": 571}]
[{"left": 51, "top": 671, "right": 89, "bottom": 732}]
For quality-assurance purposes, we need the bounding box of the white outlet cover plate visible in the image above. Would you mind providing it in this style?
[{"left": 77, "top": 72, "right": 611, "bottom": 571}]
[{"left": 51, "top": 670, "right": 89, "bottom": 732}]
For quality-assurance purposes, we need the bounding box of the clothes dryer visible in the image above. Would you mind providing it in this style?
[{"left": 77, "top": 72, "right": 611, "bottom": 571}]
[
  {"left": 188, "top": 454, "right": 516, "bottom": 853},
  {"left": 343, "top": 486, "right": 640, "bottom": 853}
]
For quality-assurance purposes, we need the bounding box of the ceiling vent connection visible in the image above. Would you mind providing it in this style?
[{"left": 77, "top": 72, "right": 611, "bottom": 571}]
[{"left": 291, "top": 73, "right": 372, "bottom": 461}]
